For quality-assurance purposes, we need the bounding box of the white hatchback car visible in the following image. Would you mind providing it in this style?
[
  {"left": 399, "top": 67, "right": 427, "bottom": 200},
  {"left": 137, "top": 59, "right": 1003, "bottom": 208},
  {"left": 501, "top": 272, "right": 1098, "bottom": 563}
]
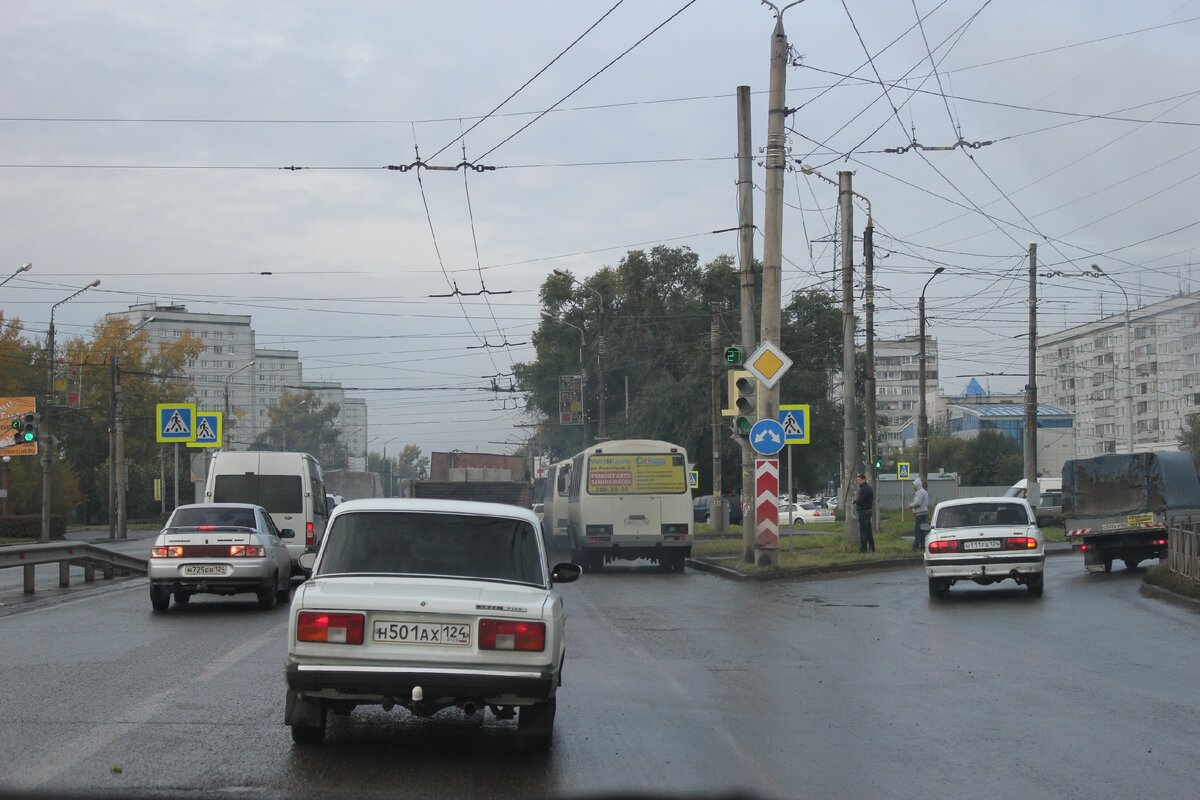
[
  {"left": 284, "top": 498, "right": 581, "bottom": 749},
  {"left": 924, "top": 497, "right": 1045, "bottom": 598}
]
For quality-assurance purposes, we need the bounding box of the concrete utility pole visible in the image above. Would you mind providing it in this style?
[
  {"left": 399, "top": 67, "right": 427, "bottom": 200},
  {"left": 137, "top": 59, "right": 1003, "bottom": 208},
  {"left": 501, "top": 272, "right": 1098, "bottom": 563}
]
[
  {"left": 709, "top": 301, "right": 724, "bottom": 532},
  {"left": 839, "top": 171, "right": 858, "bottom": 547},
  {"left": 1024, "top": 243, "right": 1039, "bottom": 507},
  {"left": 756, "top": 8, "right": 794, "bottom": 567},
  {"left": 863, "top": 215, "right": 879, "bottom": 533},
  {"left": 736, "top": 85, "right": 758, "bottom": 563}
]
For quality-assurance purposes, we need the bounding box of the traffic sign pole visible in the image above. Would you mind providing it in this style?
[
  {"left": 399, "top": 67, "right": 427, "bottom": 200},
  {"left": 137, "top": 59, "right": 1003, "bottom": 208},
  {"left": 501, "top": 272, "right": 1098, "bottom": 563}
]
[{"left": 755, "top": 459, "right": 780, "bottom": 560}]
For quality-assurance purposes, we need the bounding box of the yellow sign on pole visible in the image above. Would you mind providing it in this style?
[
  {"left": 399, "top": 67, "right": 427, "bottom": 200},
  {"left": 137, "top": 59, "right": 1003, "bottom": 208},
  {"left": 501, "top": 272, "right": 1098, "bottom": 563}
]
[
  {"left": 898, "top": 462, "right": 911, "bottom": 480},
  {"left": 154, "top": 478, "right": 162, "bottom": 501}
]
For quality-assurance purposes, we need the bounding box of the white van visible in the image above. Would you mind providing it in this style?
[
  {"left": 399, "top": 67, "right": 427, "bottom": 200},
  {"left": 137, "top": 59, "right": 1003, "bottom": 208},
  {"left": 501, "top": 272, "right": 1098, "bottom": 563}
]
[{"left": 204, "top": 451, "right": 329, "bottom": 574}]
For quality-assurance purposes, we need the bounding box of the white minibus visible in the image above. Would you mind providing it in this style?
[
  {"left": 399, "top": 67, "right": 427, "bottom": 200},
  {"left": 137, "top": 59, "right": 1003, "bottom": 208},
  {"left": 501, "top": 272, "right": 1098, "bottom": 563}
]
[
  {"left": 204, "top": 451, "right": 329, "bottom": 574},
  {"left": 566, "top": 439, "right": 692, "bottom": 572}
]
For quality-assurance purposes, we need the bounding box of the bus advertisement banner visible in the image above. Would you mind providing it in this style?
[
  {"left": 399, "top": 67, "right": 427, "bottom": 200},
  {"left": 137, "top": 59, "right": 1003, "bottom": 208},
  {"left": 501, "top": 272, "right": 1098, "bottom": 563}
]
[{"left": 587, "top": 454, "right": 687, "bottom": 495}]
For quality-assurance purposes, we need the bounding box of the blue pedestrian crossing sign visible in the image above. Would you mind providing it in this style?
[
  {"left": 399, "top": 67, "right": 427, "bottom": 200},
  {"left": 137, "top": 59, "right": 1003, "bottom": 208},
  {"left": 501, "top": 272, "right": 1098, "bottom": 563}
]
[
  {"left": 778, "top": 404, "right": 811, "bottom": 445},
  {"left": 156, "top": 403, "right": 197, "bottom": 443},
  {"left": 187, "top": 411, "right": 223, "bottom": 449}
]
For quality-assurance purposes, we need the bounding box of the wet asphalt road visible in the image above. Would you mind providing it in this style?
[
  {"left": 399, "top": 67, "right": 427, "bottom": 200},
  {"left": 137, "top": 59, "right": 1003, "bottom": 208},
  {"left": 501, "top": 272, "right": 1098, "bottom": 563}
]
[{"left": 1, "top": 555, "right": 1198, "bottom": 800}]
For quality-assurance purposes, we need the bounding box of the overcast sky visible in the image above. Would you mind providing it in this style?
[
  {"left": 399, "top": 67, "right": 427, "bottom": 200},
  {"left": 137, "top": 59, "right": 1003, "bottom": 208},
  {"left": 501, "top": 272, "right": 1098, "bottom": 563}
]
[{"left": 2, "top": 0, "right": 1197, "bottom": 458}]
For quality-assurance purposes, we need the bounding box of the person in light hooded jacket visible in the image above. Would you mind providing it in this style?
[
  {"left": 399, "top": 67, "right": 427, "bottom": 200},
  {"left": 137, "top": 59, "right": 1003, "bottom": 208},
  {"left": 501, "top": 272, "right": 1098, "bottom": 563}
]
[{"left": 910, "top": 477, "right": 930, "bottom": 550}]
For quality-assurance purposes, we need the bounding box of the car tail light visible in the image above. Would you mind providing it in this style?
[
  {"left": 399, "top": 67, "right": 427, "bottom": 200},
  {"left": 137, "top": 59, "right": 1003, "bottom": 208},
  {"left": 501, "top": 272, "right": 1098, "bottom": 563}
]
[
  {"left": 151, "top": 546, "right": 184, "bottom": 558},
  {"left": 197, "top": 526, "right": 217, "bottom": 531},
  {"left": 478, "top": 619, "right": 546, "bottom": 652},
  {"left": 306, "top": 521, "right": 315, "bottom": 548},
  {"left": 1152, "top": 538, "right": 1167, "bottom": 546},
  {"left": 296, "top": 612, "right": 364, "bottom": 645},
  {"left": 928, "top": 539, "right": 960, "bottom": 553},
  {"left": 661, "top": 523, "right": 688, "bottom": 535},
  {"left": 1005, "top": 537, "right": 1038, "bottom": 549},
  {"left": 230, "top": 545, "right": 265, "bottom": 557}
]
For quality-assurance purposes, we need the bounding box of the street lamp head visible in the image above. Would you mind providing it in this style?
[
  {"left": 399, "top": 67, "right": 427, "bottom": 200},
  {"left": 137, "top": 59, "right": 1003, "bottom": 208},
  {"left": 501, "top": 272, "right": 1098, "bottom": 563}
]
[
  {"left": 552, "top": 269, "right": 568, "bottom": 278},
  {"left": 18, "top": 263, "right": 32, "bottom": 273},
  {"left": 88, "top": 279, "right": 100, "bottom": 288},
  {"left": 933, "top": 267, "right": 945, "bottom": 276},
  {"left": 539, "top": 309, "right": 554, "bottom": 320}
]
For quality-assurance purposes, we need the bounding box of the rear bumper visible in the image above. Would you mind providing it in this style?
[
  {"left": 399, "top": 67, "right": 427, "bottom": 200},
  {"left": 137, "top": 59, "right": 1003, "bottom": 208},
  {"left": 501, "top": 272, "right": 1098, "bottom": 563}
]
[
  {"left": 285, "top": 662, "right": 556, "bottom": 704},
  {"left": 148, "top": 561, "right": 274, "bottom": 592},
  {"left": 926, "top": 553, "right": 1044, "bottom": 578},
  {"left": 579, "top": 541, "right": 691, "bottom": 561}
]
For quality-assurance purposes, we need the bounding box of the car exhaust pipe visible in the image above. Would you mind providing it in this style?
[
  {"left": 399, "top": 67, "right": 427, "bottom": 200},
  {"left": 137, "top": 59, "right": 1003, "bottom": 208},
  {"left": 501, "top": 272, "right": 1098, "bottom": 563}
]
[
  {"left": 382, "top": 697, "right": 395, "bottom": 712},
  {"left": 462, "top": 702, "right": 477, "bottom": 717}
]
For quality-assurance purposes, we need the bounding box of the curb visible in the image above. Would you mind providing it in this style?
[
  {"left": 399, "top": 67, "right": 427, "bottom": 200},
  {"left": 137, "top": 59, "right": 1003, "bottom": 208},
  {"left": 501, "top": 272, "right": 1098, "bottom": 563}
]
[{"left": 1139, "top": 581, "right": 1200, "bottom": 612}]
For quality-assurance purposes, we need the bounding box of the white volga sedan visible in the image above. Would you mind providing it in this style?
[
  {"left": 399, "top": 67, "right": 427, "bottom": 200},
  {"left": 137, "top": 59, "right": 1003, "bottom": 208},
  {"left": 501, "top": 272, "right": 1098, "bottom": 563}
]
[
  {"left": 924, "top": 497, "right": 1045, "bottom": 598},
  {"left": 284, "top": 499, "right": 581, "bottom": 749}
]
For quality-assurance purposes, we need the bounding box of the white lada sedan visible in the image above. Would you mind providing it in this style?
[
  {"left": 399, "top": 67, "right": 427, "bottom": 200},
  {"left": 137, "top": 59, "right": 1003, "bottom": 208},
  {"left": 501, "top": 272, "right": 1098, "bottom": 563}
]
[
  {"left": 284, "top": 499, "right": 581, "bottom": 749},
  {"left": 924, "top": 497, "right": 1045, "bottom": 599}
]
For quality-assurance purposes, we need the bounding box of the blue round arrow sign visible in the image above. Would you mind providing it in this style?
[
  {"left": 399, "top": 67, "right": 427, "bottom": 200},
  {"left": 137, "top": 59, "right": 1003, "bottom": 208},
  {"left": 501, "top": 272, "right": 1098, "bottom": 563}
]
[{"left": 749, "top": 419, "right": 786, "bottom": 456}]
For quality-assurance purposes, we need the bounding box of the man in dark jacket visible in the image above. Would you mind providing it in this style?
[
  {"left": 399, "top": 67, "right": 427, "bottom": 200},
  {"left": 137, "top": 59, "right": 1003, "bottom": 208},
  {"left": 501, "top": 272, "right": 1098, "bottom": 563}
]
[{"left": 854, "top": 473, "right": 875, "bottom": 553}]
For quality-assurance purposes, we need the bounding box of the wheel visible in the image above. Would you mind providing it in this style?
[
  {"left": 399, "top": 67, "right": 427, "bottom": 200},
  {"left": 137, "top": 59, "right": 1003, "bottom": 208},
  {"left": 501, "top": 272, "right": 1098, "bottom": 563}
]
[
  {"left": 928, "top": 578, "right": 949, "bottom": 598},
  {"left": 1027, "top": 575, "right": 1045, "bottom": 598},
  {"left": 150, "top": 586, "right": 171, "bottom": 612},
  {"left": 173, "top": 590, "right": 191, "bottom": 606},
  {"left": 1123, "top": 559, "right": 1141, "bottom": 570},
  {"left": 257, "top": 577, "right": 278, "bottom": 610},
  {"left": 275, "top": 574, "right": 292, "bottom": 604},
  {"left": 673, "top": 555, "right": 686, "bottom": 573},
  {"left": 1103, "top": 558, "right": 1114, "bottom": 573},
  {"left": 291, "top": 721, "right": 326, "bottom": 745},
  {"left": 517, "top": 697, "right": 556, "bottom": 751}
]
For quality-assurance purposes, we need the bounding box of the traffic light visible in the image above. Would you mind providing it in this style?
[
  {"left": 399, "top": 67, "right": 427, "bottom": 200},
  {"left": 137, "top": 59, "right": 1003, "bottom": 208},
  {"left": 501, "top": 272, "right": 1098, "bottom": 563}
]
[
  {"left": 873, "top": 456, "right": 883, "bottom": 471},
  {"left": 12, "top": 413, "right": 37, "bottom": 444},
  {"left": 725, "top": 369, "right": 756, "bottom": 436},
  {"left": 723, "top": 345, "right": 744, "bottom": 366}
]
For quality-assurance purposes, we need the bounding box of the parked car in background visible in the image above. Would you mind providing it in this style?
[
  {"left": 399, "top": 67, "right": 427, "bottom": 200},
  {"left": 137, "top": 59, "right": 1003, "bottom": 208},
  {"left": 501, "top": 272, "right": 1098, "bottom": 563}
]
[
  {"left": 285, "top": 498, "right": 581, "bottom": 749},
  {"left": 149, "top": 503, "right": 294, "bottom": 611},
  {"left": 924, "top": 497, "right": 1044, "bottom": 598},
  {"left": 779, "top": 502, "right": 835, "bottom": 525},
  {"left": 692, "top": 495, "right": 744, "bottom": 525}
]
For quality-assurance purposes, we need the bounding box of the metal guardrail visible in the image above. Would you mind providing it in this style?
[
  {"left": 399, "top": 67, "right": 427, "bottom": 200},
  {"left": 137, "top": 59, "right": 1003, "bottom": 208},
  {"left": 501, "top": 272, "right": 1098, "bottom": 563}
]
[
  {"left": 1168, "top": 525, "right": 1200, "bottom": 582},
  {"left": 0, "top": 541, "right": 148, "bottom": 595}
]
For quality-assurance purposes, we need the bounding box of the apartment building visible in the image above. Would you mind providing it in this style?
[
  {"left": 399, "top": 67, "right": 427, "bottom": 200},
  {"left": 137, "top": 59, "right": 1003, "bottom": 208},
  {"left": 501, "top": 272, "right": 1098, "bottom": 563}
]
[
  {"left": 874, "top": 335, "right": 938, "bottom": 451},
  {"left": 105, "top": 304, "right": 368, "bottom": 455},
  {"left": 1039, "top": 291, "right": 1200, "bottom": 455}
]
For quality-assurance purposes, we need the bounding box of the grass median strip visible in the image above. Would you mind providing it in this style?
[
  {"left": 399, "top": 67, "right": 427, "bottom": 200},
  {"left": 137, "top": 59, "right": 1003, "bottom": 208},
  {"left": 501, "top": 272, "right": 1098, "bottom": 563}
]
[{"left": 693, "top": 511, "right": 1065, "bottom": 575}]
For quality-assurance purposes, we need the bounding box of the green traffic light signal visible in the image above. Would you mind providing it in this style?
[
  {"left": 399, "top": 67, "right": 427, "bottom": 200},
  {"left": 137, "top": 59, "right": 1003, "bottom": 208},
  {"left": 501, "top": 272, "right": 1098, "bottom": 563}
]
[{"left": 724, "top": 346, "right": 743, "bottom": 365}]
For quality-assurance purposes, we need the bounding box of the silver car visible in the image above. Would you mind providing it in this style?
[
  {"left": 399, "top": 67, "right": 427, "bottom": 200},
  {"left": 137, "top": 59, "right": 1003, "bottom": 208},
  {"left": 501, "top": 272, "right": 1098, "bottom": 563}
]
[{"left": 149, "top": 503, "right": 295, "bottom": 611}]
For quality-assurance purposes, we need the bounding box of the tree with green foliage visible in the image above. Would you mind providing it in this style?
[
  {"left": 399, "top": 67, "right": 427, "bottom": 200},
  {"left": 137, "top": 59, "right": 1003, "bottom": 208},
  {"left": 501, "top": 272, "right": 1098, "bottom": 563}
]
[
  {"left": 1179, "top": 413, "right": 1199, "bottom": 455},
  {"left": 515, "top": 246, "right": 846, "bottom": 497},
  {"left": 250, "top": 390, "right": 347, "bottom": 467},
  {"left": 959, "top": 429, "right": 1024, "bottom": 486}
]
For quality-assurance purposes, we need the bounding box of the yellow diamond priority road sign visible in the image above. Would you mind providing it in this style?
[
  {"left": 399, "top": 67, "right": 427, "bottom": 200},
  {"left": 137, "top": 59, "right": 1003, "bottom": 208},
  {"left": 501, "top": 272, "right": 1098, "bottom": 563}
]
[{"left": 743, "top": 340, "right": 792, "bottom": 390}]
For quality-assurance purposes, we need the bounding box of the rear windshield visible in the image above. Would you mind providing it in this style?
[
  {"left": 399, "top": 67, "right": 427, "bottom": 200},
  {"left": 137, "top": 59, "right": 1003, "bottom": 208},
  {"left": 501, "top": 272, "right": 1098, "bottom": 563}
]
[
  {"left": 935, "top": 502, "right": 1031, "bottom": 529},
  {"left": 169, "top": 507, "right": 257, "bottom": 529},
  {"left": 317, "top": 511, "right": 544, "bottom": 586},
  {"left": 213, "top": 475, "right": 302, "bottom": 513}
]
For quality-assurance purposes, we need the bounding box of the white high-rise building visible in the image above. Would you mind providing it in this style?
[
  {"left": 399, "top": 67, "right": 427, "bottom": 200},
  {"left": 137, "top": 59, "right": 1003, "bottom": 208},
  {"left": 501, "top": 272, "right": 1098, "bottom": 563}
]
[
  {"left": 1039, "top": 291, "right": 1200, "bottom": 455},
  {"left": 873, "top": 335, "right": 939, "bottom": 452}
]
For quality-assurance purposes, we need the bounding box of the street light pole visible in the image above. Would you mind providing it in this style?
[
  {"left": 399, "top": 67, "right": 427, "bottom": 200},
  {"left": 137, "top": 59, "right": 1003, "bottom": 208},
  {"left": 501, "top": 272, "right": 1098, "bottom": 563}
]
[
  {"left": 1092, "top": 265, "right": 1133, "bottom": 453},
  {"left": 541, "top": 310, "right": 588, "bottom": 449},
  {"left": 552, "top": 269, "right": 605, "bottom": 441},
  {"left": 223, "top": 360, "right": 256, "bottom": 450},
  {"left": 918, "top": 268, "right": 945, "bottom": 489},
  {"left": 42, "top": 280, "right": 100, "bottom": 543},
  {"left": 112, "top": 315, "right": 155, "bottom": 539}
]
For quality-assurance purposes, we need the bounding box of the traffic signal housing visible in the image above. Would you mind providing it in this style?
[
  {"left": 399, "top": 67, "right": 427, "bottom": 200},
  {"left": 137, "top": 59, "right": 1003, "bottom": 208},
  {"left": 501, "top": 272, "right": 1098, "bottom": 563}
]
[
  {"left": 722, "top": 369, "right": 756, "bottom": 436},
  {"left": 12, "top": 413, "right": 37, "bottom": 444}
]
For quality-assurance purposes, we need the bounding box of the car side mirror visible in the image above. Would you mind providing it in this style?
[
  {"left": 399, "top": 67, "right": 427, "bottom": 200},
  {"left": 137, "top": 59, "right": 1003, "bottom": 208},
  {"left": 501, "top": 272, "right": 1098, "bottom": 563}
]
[
  {"left": 279, "top": 529, "right": 296, "bottom": 539},
  {"left": 298, "top": 552, "right": 317, "bottom": 571},
  {"left": 551, "top": 563, "right": 582, "bottom": 584}
]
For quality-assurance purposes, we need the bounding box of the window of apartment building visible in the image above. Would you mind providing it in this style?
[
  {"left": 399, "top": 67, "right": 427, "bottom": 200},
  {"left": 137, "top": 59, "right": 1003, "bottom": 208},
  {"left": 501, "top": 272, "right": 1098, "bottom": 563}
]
[
  {"left": 1133, "top": 325, "right": 1155, "bottom": 340},
  {"left": 1139, "top": 383, "right": 1150, "bottom": 395},
  {"left": 1134, "top": 344, "right": 1156, "bottom": 357},
  {"left": 187, "top": 360, "right": 195, "bottom": 369},
  {"left": 1159, "top": 400, "right": 1175, "bottom": 413},
  {"left": 1093, "top": 335, "right": 1114, "bottom": 349},
  {"left": 1137, "top": 401, "right": 1149, "bottom": 415},
  {"left": 1093, "top": 353, "right": 1114, "bottom": 366},
  {"left": 1135, "top": 362, "right": 1157, "bottom": 377}
]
